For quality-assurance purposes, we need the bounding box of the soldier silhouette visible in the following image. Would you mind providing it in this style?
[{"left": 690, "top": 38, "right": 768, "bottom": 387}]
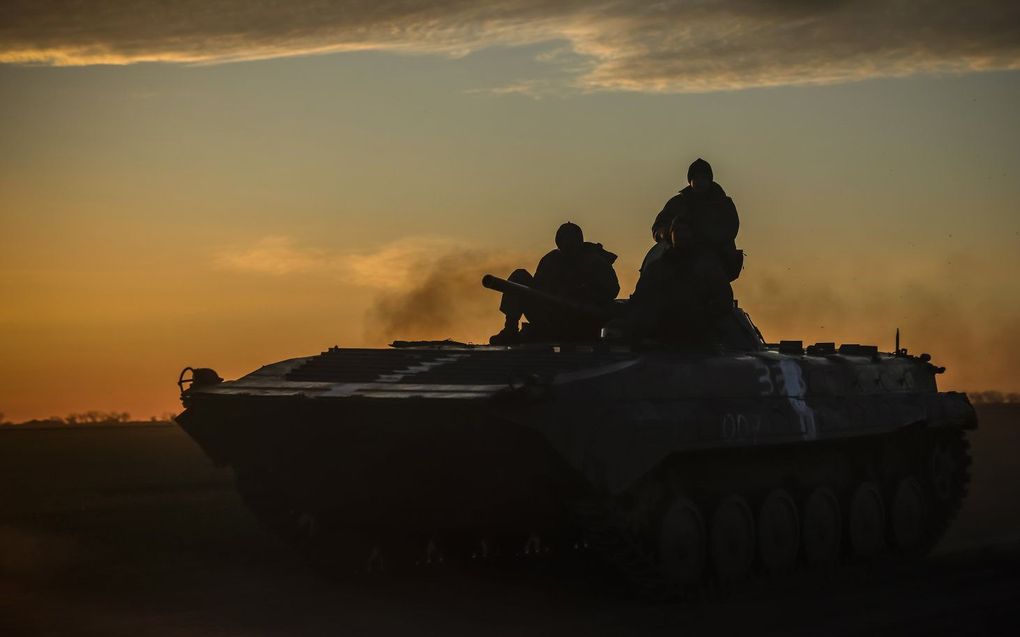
[
  {"left": 628, "top": 215, "right": 735, "bottom": 342},
  {"left": 490, "top": 222, "right": 619, "bottom": 344},
  {"left": 642, "top": 158, "right": 743, "bottom": 281}
]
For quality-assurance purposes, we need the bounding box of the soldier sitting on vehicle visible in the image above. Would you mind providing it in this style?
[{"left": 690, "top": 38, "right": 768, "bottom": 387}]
[
  {"left": 627, "top": 215, "right": 735, "bottom": 343},
  {"left": 489, "top": 222, "right": 620, "bottom": 344},
  {"left": 642, "top": 158, "right": 743, "bottom": 281}
]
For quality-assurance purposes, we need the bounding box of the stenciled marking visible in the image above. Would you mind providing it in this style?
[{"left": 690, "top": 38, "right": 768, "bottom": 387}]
[
  {"left": 777, "top": 359, "right": 817, "bottom": 440},
  {"left": 752, "top": 358, "right": 817, "bottom": 440},
  {"left": 375, "top": 354, "right": 469, "bottom": 383},
  {"left": 722, "top": 412, "right": 762, "bottom": 441}
]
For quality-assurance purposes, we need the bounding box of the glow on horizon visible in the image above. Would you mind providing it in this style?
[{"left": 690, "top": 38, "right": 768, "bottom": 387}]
[{"left": 1, "top": 4, "right": 1019, "bottom": 421}]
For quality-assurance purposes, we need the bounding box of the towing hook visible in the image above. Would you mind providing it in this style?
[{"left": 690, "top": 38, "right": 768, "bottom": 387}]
[{"left": 178, "top": 367, "right": 223, "bottom": 395}]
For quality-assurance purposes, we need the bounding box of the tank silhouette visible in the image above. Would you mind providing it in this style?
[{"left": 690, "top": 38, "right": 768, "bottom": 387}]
[{"left": 176, "top": 275, "right": 976, "bottom": 593}]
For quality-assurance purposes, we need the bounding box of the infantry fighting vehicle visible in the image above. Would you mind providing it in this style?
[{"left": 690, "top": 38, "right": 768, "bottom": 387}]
[{"left": 176, "top": 275, "right": 976, "bottom": 593}]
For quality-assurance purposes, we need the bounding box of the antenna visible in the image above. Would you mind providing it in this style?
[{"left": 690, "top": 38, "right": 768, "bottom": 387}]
[{"left": 895, "top": 328, "right": 900, "bottom": 355}]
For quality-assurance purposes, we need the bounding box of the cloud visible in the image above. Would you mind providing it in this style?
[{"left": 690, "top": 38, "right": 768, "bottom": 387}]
[
  {"left": 214, "top": 235, "right": 529, "bottom": 342},
  {"left": 215, "top": 235, "right": 470, "bottom": 286},
  {"left": 342, "top": 236, "right": 468, "bottom": 290},
  {"left": 3, "top": 1, "right": 1019, "bottom": 91},
  {"left": 468, "top": 80, "right": 552, "bottom": 99},
  {"left": 213, "top": 236, "right": 331, "bottom": 275}
]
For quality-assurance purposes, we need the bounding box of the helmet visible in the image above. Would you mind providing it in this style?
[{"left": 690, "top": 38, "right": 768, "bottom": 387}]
[
  {"left": 687, "top": 158, "right": 713, "bottom": 183},
  {"left": 555, "top": 222, "right": 584, "bottom": 253}
]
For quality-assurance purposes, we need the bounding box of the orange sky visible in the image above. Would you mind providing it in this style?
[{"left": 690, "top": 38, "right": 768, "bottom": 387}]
[{"left": 1, "top": 3, "right": 1019, "bottom": 421}]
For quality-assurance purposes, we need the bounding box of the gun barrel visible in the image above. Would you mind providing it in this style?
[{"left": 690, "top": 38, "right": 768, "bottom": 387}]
[{"left": 481, "top": 274, "right": 611, "bottom": 320}]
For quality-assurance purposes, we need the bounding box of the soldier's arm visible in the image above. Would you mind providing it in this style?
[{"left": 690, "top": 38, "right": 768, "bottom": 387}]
[
  {"left": 599, "top": 262, "right": 621, "bottom": 301},
  {"left": 532, "top": 251, "right": 558, "bottom": 291},
  {"left": 575, "top": 257, "right": 620, "bottom": 303},
  {"left": 652, "top": 195, "right": 685, "bottom": 242},
  {"left": 698, "top": 255, "right": 735, "bottom": 319},
  {"left": 630, "top": 258, "right": 662, "bottom": 304},
  {"left": 698, "top": 197, "right": 740, "bottom": 244}
]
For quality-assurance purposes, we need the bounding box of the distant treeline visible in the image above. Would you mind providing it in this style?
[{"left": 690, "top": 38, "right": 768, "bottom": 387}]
[
  {"left": 967, "top": 391, "right": 1020, "bottom": 405},
  {"left": 0, "top": 410, "right": 176, "bottom": 427},
  {"left": 1, "top": 395, "right": 1017, "bottom": 426}
]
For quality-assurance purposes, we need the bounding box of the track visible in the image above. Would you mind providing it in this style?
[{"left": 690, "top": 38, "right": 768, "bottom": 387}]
[
  {"left": 596, "top": 426, "right": 974, "bottom": 596},
  {"left": 232, "top": 426, "right": 974, "bottom": 599}
]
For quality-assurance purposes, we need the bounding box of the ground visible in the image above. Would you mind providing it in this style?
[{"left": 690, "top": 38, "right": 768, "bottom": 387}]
[{"left": 1, "top": 405, "right": 1019, "bottom": 636}]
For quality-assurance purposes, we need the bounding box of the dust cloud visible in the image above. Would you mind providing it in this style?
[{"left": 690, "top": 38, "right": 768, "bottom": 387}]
[
  {"left": 735, "top": 261, "right": 1020, "bottom": 393},
  {"left": 363, "top": 246, "right": 1019, "bottom": 393},
  {"left": 365, "top": 249, "right": 528, "bottom": 344}
]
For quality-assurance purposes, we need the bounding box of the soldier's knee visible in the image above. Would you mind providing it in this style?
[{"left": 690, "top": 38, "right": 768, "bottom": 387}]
[{"left": 508, "top": 269, "right": 533, "bottom": 285}]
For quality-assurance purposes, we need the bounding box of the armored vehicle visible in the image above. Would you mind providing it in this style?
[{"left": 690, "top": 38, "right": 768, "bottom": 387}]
[{"left": 177, "top": 275, "right": 976, "bottom": 593}]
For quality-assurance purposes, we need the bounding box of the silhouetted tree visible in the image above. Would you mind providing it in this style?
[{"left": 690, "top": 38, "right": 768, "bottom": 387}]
[
  {"left": 968, "top": 391, "right": 1020, "bottom": 404},
  {"left": 65, "top": 411, "right": 131, "bottom": 425}
]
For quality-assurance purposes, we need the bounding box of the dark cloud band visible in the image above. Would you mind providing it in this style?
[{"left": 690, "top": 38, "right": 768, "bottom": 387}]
[{"left": 2, "top": 1, "right": 1018, "bottom": 91}]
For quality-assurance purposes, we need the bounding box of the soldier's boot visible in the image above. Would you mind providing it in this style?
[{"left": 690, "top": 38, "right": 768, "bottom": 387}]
[
  {"left": 489, "top": 317, "right": 520, "bottom": 345},
  {"left": 489, "top": 325, "right": 519, "bottom": 345}
]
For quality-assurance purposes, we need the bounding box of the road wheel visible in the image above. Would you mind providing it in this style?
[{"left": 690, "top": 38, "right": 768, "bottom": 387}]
[
  {"left": 802, "top": 487, "right": 841, "bottom": 567},
  {"left": 234, "top": 468, "right": 315, "bottom": 544},
  {"left": 234, "top": 469, "right": 378, "bottom": 576},
  {"left": 657, "top": 497, "right": 707, "bottom": 588},
  {"left": 373, "top": 534, "right": 425, "bottom": 573},
  {"left": 919, "top": 429, "right": 972, "bottom": 553},
  {"left": 849, "top": 482, "right": 886, "bottom": 558},
  {"left": 757, "top": 489, "right": 800, "bottom": 575},
  {"left": 423, "top": 537, "right": 447, "bottom": 566},
  {"left": 890, "top": 476, "right": 926, "bottom": 553},
  {"left": 930, "top": 437, "right": 963, "bottom": 503},
  {"left": 710, "top": 495, "right": 755, "bottom": 585}
]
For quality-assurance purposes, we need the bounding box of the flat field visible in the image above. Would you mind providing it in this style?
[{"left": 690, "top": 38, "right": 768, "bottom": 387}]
[{"left": 2, "top": 406, "right": 1020, "bottom": 636}]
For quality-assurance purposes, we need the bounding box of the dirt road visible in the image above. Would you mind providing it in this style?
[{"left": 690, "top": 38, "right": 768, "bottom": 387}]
[{"left": 2, "top": 405, "right": 1019, "bottom": 636}]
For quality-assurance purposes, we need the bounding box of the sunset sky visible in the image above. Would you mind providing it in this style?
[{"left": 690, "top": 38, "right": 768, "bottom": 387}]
[{"left": 1, "top": 1, "right": 1019, "bottom": 421}]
